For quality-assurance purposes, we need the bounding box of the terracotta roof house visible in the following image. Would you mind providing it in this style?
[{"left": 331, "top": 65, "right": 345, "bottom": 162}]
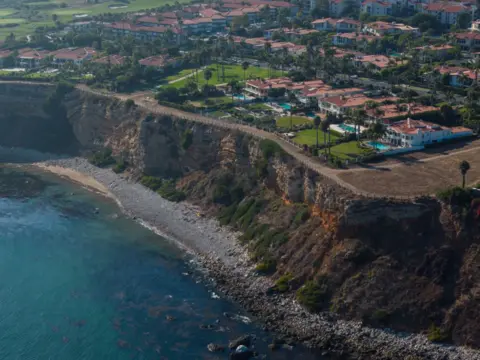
[
  {"left": 93, "top": 54, "right": 126, "bottom": 66},
  {"left": 138, "top": 55, "right": 178, "bottom": 70},
  {"left": 51, "top": 47, "right": 96, "bottom": 66},
  {"left": 384, "top": 118, "right": 473, "bottom": 148}
]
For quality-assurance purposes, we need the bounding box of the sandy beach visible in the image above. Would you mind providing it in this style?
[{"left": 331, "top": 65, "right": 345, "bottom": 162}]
[{"left": 33, "top": 163, "right": 113, "bottom": 199}]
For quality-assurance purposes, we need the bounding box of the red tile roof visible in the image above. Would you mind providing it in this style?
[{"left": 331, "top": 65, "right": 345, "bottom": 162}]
[
  {"left": 93, "top": 54, "right": 125, "bottom": 66},
  {"left": 423, "top": 3, "right": 467, "bottom": 12},
  {"left": 51, "top": 47, "right": 96, "bottom": 60},
  {"left": 138, "top": 55, "right": 174, "bottom": 68},
  {"left": 389, "top": 118, "right": 448, "bottom": 135}
]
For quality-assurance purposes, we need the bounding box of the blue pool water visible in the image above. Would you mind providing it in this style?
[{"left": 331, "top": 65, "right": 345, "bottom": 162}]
[
  {"left": 278, "top": 103, "right": 292, "bottom": 110},
  {"left": 367, "top": 141, "right": 391, "bottom": 151},
  {"left": 338, "top": 123, "right": 356, "bottom": 133},
  {"left": 0, "top": 166, "right": 324, "bottom": 360}
]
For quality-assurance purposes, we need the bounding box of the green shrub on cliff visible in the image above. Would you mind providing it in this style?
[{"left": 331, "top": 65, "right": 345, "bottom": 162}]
[
  {"left": 140, "top": 176, "right": 186, "bottom": 202},
  {"left": 293, "top": 207, "right": 310, "bottom": 226},
  {"left": 436, "top": 187, "right": 472, "bottom": 208},
  {"left": 113, "top": 159, "right": 128, "bottom": 174},
  {"left": 125, "top": 99, "right": 135, "bottom": 110},
  {"left": 274, "top": 273, "right": 293, "bottom": 292},
  {"left": 181, "top": 129, "right": 193, "bottom": 150},
  {"left": 259, "top": 139, "right": 284, "bottom": 159},
  {"left": 89, "top": 148, "right": 116, "bottom": 167},
  {"left": 140, "top": 176, "right": 163, "bottom": 191},
  {"left": 296, "top": 278, "right": 329, "bottom": 312},
  {"left": 427, "top": 324, "right": 449, "bottom": 343},
  {"left": 255, "top": 258, "right": 277, "bottom": 274}
]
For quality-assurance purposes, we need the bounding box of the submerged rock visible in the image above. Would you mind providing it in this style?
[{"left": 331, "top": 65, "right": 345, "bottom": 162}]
[
  {"left": 207, "top": 343, "right": 225, "bottom": 352},
  {"left": 229, "top": 334, "right": 252, "bottom": 349}
]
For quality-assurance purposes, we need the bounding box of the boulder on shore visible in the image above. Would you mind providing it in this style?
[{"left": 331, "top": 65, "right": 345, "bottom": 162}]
[{"left": 229, "top": 334, "right": 252, "bottom": 349}]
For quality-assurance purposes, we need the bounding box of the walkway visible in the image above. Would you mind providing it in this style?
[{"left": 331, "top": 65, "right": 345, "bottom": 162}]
[{"left": 168, "top": 67, "right": 206, "bottom": 85}]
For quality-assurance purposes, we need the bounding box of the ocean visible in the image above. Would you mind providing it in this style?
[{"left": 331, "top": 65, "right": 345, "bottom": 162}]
[{"left": 0, "top": 166, "right": 324, "bottom": 360}]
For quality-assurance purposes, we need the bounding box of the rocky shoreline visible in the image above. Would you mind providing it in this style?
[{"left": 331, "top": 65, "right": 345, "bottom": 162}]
[{"left": 1, "top": 147, "right": 480, "bottom": 359}]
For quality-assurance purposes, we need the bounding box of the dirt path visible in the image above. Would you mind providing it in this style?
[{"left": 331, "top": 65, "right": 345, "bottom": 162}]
[{"left": 168, "top": 67, "right": 206, "bottom": 84}]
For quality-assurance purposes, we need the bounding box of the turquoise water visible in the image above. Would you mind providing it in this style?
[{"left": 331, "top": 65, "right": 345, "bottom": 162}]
[
  {"left": 367, "top": 141, "right": 390, "bottom": 151},
  {"left": 0, "top": 167, "right": 323, "bottom": 360},
  {"left": 278, "top": 103, "right": 291, "bottom": 110},
  {"left": 338, "top": 124, "right": 356, "bottom": 133}
]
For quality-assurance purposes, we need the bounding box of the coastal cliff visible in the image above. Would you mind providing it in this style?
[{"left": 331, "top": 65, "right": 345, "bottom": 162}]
[{"left": 2, "top": 82, "right": 480, "bottom": 353}]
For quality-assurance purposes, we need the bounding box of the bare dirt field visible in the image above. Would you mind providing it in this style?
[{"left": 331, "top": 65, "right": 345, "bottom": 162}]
[{"left": 339, "top": 145, "right": 480, "bottom": 197}]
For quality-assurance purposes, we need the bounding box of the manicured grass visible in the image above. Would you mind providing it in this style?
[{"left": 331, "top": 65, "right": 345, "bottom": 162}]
[
  {"left": 0, "top": 20, "right": 55, "bottom": 38},
  {"left": 276, "top": 116, "right": 311, "bottom": 128},
  {"left": 293, "top": 129, "right": 339, "bottom": 146},
  {"left": 165, "top": 68, "right": 200, "bottom": 82},
  {"left": 245, "top": 102, "right": 270, "bottom": 111},
  {"left": 0, "top": 18, "right": 26, "bottom": 24},
  {"left": 171, "top": 64, "right": 282, "bottom": 88},
  {"left": 0, "top": 9, "right": 15, "bottom": 16},
  {"left": 329, "top": 141, "right": 374, "bottom": 160}
]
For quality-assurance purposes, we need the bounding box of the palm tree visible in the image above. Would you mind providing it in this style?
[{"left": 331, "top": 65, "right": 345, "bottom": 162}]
[
  {"left": 204, "top": 68, "right": 212, "bottom": 87},
  {"left": 320, "top": 119, "right": 329, "bottom": 155},
  {"left": 242, "top": 61, "right": 250, "bottom": 82},
  {"left": 321, "top": 119, "right": 331, "bottom": 158},
  {"left": 459, "top": 160, "right": 471, "bottom": 188},
  {"left": 352, "top": 109, "right": 366, "bottom": 144},
  {"left": 287, "top": 92, "right": 297, "bottom": 131},
  {"left": 369, "top": 122, "right": 386, "bottom": 150},
  {"left": 314, "top": 116, "right": 321, "bottom": 149}
]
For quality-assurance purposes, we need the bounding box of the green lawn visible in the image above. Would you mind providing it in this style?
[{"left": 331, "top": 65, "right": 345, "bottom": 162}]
[
  {"left": 329, "top": 141, "right": 374, "bottom": 160},
  {"left": 293, "top": 129, "right": 340, "bottom": 146},
  {"left": 170, "top": 64, "right": 282, "bottom": 88},
  {"left": 0, "top": 18, "right": 26, "bottom": 24},
  {"left": 165, "top": 68, "right": 200, "bottom": 82},
  {"left": 276, "top": 116, "right": 311, "bottom": 128},
  {"left": 0, "top": 20, "right": 55, "bottom": 38},
  {"left": 245, "top": 102, "right": 270, "bottom": 111},
  {"left": 0, "top": 9, "right": 15, "bottom": 16}
]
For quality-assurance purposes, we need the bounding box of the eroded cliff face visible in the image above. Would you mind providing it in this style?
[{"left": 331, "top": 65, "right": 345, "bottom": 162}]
[{"left": 2, "top": 82, "right": 480, "bottom": 348}]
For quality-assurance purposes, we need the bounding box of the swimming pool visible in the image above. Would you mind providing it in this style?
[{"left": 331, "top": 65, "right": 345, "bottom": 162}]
[
  {"left": 367, "top": 141, "right": 390, "bottom": 151},
  {"left": 338, "top": 123, "right": 356, "bottom": 133},
  {"left": 278, "top": 103, "right": 292, "bottom": 110}
]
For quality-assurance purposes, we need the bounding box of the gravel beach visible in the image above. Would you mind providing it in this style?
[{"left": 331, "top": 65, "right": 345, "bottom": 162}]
[{"left": 1, "top": 146, "right": 480, "bottom": 360}]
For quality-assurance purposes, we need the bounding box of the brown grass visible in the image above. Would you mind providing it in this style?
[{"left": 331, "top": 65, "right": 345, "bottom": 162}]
[{"left": 338, "top": 147, "right": 480, "bottom": 197}]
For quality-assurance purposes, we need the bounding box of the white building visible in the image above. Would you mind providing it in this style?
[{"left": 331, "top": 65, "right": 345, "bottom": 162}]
[
  {"left": 420, "top": 3, "right": 469, "bottom": 26},
  {"left": 363, "top": 21, "right": 419, "bottom": 36},
  {"left": 361, "top": 0, "right": 393, "bottom": 16},
  {"left": 384, "top": 118, "right": 473, "bottom": 148},
  {"left": 312, "top": 18, "right": 361, "bottom": 32}
]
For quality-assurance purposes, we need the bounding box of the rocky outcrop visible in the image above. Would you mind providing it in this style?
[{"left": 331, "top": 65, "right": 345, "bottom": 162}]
[{"left": 2, "top": 82, "right": 480, "bottom": 349}]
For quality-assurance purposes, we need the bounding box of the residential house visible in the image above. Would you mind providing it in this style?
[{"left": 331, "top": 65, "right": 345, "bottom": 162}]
[
  {"left": 104, "top": 22, "right": 185, "bottom": 43},
  {"left": 138, "top": 55, "right": 178, "bottom": 70},
  {"left": 365, "top": 103, "right": 439, "bottom": 124},
  {"left": 318, "top": 94, "right": 395, "bottom": 115},
  {"left": 363, "top": 21, "right": 419, "bottom": 36},
  {"left": 435, "top": 65, "right": 478, "bottom": 87},
  {"left": 93, "top": 54, "right": 126, "bottom": 66},
  {"left": 384, "top": 118, "right": 473, "bottom": 148},
  {"left": 415, "top": 44, "right": 454, "bottom": 61},
  {"left": 472, "top": 19, "right": 480, "bottom": 31},
  {"left": 332, "top": 32, "right": 378, "bottom": 49},
  {"left": 355, "top": 55, "right": 403, "bottom": 71},
  {"left": 454, "top": 31, "right": 480, "bottom": 51},
  {"left": 361, "top": 0, "right": 393, "bottom": 16},
  {"left": 264, "top": 27, "right": 319, "bottom": 40},
  {"left": 420, "top": 3, "right": 469, "bottom": 26},
  {"left": 51, "top": 47, "right": 96, "bottom": 67},
  {"left": 312, "top": 18, "right": 361, "bottom": 32},
  {"left": 17, "top": 49, "right": 51, "bottom": 69},
  {"left": 244, "top": 77, "right": 330, "bottom": 101}
]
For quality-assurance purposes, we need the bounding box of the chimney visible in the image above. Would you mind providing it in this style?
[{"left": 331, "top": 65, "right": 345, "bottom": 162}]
[{"left": 407, "top": 118, "right": 411, "bottom": 128}]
